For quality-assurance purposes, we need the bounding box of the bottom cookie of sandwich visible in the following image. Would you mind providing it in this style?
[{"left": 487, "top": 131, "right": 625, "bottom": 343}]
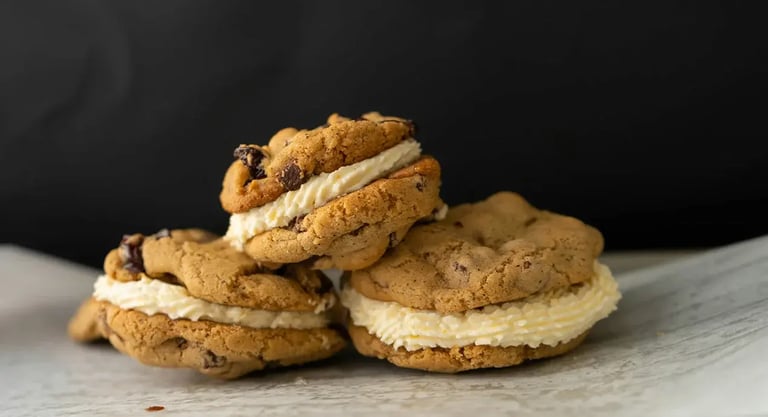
[
  {"left": 70, "top": 298, "right": 346, "bottom": 379},
  {"left": 347, "top": 324, "right": 588, "bottom": 373}
]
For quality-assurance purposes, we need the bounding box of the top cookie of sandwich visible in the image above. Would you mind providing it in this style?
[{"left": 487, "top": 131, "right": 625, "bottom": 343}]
[
  {"left": 347, "top": 192, "right": 604, "bottom": 313},
  {"left": 221, "top": 112, "right": 415, "bottom": 213},
  {"left": 104, "top": 229, "right": 335, "bottom": 312}
]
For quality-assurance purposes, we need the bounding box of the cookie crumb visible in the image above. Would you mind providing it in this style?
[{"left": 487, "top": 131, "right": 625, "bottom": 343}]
[
  {"left": 294, "top": 376, "right": 308, "bottom": 385},
  {"left": 145, "top": 405, "right": 165, "bottom": 412}
]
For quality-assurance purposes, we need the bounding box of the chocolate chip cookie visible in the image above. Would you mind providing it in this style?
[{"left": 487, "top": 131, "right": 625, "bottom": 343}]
[
  {"left": 220, "top": 112, "right": 444, "bottom": 270},
  {"left": 68, "top": 229, "right": 345, "bottom": 379},
  {"left": 341, "top": 192, "right": 621, "bottom": 372}
]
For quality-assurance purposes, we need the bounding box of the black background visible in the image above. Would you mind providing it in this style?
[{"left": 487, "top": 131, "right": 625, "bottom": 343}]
[{"left": 1, "top": 1, "right": 767, "bottom": 267}]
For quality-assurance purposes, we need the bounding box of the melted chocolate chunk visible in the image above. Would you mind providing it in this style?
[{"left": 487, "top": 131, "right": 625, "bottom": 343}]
[
  {"left": 233, "top": 145, "right": 267, "bottom": 180},
  {"left": 202, "top": 350, "right": 226, "bottom": 368},
  {"left": 453, "top": 221, "right": 464, "bottom": 228},
  {"left": 452, "top": 262, "right": 468, "bottom": 274},
  {"left": 287, "top": 214, "right": 306, "bottom": 233},
  {"left": 174, "top": 337, "right": 188, "bottom": 350},
  {"left": 278, "top": 162, "right": 304, "bottom": 191},
  {"left": 120, "top": 234, "right": 145, "bottom": 273},
  {"left": 415, "top": 181, "right": 425, "bottom": 192}
]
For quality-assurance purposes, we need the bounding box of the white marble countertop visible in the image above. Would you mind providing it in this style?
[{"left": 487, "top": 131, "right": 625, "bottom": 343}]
[{"left": 1, "top": 241, "right": 766, "bottom": 417}]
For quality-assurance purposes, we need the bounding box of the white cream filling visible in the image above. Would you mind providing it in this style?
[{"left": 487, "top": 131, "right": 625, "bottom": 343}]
[
  {"left": 225, "top": 139, "right": 422, "bottom": 249},
  {"left": 341, "top": 262, "right": 621, "bottom": 351},
  {"left": 93, "top": 275, "right": 330, "bottom": 329}
]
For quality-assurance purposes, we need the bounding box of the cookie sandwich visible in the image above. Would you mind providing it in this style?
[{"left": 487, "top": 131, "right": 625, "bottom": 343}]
[
  {"left": 221, "top": 112, "right": 444, "bottom": 270},
  {"left": 341, "top": 192, "right": 621, "bottom": 372},
  {"left": 69, "top": 229, "right": 345, "bottom": 379}
]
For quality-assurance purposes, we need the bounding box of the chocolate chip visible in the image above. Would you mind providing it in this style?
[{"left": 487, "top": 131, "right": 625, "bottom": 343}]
[
  {"left": 175, "top": 337, "right": 188, "bottom": 350},
  {"left": 233, "top": 145, "right": 267, "bottom": 180},
  {"left": 287, "top": 214, "right": 306, "bottom": 233},
  {"left": 388, "top": 232, "right": 398, "bottom": 248},
  {"left": 145, "top": 406, "right": 165, "bottom": 412},
  {"left": 452, "top": 262, "right": 468, "bottom": 274},
  {"left": 453, "top": 221, "right": 464, "bottom": 228},
  {"left": 415, "top": 181, "right": 424, "bottom": 192},
  {"left": 202, "top": 350, "right": 226, "bottom": 368},
  {"left": 120, "top": 234, "right": 145, "bottom": 273},
  {"left": 278, "top": 162, "right": 304, "bottom": 191}
]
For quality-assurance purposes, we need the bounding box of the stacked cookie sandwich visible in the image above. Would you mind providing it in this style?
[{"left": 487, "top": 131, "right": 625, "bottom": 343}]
[
  {"left": 69, "top": 112, "right": 445, "bottom": 378},
  {"left": 341, "top": 192, "right": 621, "bottom": 372},
  {"left": 69, "top": 229, "right": 345, "bottom": 378},
  {"left": 70, "top": 112, "right": 620, "bottom": 377},
  {"left": 220, "top": 112, "right": 444, "bottom": 270}
]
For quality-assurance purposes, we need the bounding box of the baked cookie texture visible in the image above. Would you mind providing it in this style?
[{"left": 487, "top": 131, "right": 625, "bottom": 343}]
[
  {"left": 348, "top": 191, "right": 604, "bottom": 312},
  {"left": 68, "top": 229, "right": 345, "bottom": 379},
  {"left": 221, "top": 112, "right": 444, "bottom": 270},
  {"left": 70, "top": 299, "right": 345, "bottom": 379},
  {"left": 242, "top": 156, "right": 442, "bottom": 270},
  {"left": 103, "top": 229, "right": 334, "bottom": 312},
  {"left": 348, "top": 325, "right": 588, "bottom": 373},
  {"left": 220, "top": 112, "right": 415, "bottom": 214},
  {"left": 342, "top": 192, "right": 618, "bottom": 373}
]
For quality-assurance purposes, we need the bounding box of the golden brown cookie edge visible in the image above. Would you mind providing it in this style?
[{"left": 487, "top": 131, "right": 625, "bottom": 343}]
[
  {"left": 87, "top": 301, "right": 346, "bottom": 379},
  {"left": 348, "top": 324, "right": 588, "bottom": 373}
]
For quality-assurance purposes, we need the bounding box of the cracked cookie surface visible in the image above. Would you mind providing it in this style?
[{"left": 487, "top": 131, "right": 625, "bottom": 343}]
[
  {"left": 220, "top": 112, "right": 415, "bottom": 214},
  {"left": 104, "top": 229, "right": 335, "bottom": 312},
  {"left": 347, "top": 192, "right": 604, "bottom": 312}
]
